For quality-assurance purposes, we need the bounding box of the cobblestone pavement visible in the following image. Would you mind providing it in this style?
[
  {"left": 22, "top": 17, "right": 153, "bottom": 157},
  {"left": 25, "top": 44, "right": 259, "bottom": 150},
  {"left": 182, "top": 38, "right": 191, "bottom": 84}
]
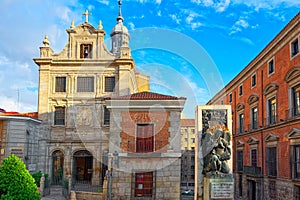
[{"left": 41, "top": 186, "right": 66, "bottom": 200}]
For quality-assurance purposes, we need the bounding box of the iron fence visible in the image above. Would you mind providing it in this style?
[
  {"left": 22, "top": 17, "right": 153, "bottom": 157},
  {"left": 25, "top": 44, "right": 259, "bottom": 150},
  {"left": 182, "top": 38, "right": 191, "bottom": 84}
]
[{"left": 71, "top": 180, "right": 103, "bottom": 193}]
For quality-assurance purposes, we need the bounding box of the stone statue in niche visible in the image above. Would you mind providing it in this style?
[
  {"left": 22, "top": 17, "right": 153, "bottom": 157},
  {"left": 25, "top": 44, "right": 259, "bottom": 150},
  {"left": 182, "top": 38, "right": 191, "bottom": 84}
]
[{"left": 201, "top": 110, "right": 231, "bottom": 175}]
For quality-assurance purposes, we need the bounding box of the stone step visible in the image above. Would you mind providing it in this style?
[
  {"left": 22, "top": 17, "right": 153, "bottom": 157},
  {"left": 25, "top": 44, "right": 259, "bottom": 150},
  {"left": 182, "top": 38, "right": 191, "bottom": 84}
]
[{"left": 50, "top": 186, "right": 63, "bottom": 195}]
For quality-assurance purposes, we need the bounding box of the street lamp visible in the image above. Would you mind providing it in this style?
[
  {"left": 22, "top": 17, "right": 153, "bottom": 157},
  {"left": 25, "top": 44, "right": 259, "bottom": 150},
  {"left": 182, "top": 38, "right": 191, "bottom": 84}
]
[{"left": 107, "top": 151, "right": 119, "bottom": 200}]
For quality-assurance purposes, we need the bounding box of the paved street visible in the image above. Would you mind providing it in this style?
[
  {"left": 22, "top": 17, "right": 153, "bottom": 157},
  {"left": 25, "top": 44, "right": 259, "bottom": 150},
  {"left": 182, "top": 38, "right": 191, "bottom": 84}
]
[{"left": 41, "top": 186, "right": 66, "bottom": 200}]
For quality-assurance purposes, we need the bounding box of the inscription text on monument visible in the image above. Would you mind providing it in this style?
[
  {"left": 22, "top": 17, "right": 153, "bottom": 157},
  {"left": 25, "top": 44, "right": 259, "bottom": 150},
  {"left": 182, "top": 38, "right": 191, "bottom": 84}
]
[{"left": 210, "top": 182, "right": 234, "bottom": 199}]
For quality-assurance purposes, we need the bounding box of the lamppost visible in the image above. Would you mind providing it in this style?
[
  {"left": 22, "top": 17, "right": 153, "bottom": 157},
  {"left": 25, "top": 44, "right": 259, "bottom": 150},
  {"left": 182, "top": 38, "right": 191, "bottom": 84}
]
[{"left": 107, "top": 151, "right": 119, "bottom": 200}]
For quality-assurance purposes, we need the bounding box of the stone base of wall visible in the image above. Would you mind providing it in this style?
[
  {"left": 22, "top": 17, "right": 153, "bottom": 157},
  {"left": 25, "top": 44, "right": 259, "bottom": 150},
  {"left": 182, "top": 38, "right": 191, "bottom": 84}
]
[
  {"left": 111, "top": 158, "right": 181, "bottom": 200},
  {"left": 70, "top": 191, "right": 104, "bottom": 200},
  {"left": 234, "top": 173, "right": 296, "bottom": 200}
]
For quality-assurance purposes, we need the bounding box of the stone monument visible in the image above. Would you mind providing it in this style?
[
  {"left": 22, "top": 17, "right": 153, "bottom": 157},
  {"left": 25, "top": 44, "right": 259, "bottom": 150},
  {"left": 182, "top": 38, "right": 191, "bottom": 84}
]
[{"left": 195, "top": 105, "right": 234, "bottom": 200}]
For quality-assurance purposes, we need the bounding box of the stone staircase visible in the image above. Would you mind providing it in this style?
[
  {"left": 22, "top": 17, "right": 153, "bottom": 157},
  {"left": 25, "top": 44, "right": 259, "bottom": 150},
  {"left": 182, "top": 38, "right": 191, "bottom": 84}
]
[{"left": 41, "top": 185, "right": 66, "bottom": 200}]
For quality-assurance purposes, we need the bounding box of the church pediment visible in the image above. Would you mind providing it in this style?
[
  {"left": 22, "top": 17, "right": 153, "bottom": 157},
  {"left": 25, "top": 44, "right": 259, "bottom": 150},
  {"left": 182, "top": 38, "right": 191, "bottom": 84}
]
[
  {"left": 236, "top": 103, "right": 245, "bottom": 111},
  {"left": 248, "top": 94, "right": 259, "bottom": 105},
  {"left": 77, "top": 23, "right": 97, "bottom": 34},
  {"left": 52, "top": 22, "right": 115, "bottom": 60},
  {"left": 265, "top": 133, "right": 279, "bottom": 142},
  {"left": 247, "top": 136, "right": 259, "bottom": 145},
  {"left": 236, "top": 140, "right": 245, "bottom": 147},
  {"left": 263, "top": 83, "right": 278, "bottom": 96},
  {"left": 286, "top": 128, "right": 300, "bottom": 139},
  {"left": 284, "top": 66, "right": 300, "bottom": 83}
]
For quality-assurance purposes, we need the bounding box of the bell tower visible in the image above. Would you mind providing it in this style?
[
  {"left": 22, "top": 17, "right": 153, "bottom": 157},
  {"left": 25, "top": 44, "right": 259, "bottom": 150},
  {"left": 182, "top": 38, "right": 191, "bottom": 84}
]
[{"left": 110, "top": 0, "right": 131, "bottom": 58}]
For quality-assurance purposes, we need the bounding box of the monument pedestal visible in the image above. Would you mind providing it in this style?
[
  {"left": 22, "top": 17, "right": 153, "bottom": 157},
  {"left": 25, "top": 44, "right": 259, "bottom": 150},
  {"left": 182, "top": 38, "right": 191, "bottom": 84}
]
[{"left": 203, "top": 174, "right": 234, "bottom": 200}]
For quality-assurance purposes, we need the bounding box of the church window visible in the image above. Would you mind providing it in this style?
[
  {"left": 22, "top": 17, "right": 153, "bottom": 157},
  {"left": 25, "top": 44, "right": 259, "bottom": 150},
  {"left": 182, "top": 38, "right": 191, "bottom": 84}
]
[
  {"left": 237, "top": 150, "right": 243, "bottom": 172},
  {"left": 267, "top": 97, "right": 277, "bottom": 125},
  {"left": 55, "top": 77, "right": 66, "bottom": 92},
  {"left": 291, "top": 38, "right": 299, "bottom": 57},
  {"left": 77, "top": 77, "right": 94, "bottom": 92},
  {"left": 105, "top": 77, "right": 115, "bottom": 92},
  {"left": 251, "top": 74, "right": 257, "bottom": 87},
  {"left": 291, "top": 145, "right": 300, "bottom": 179},
  {"left": 229, "top": 93, "right": 232, "bottom": 103},
  {"left": 250, "top": 148, "right": 257, "bottom": 167},
  {"left": 292, "top": 84, "right": 300, "bottom": 117},
  {"left": 80, "top": 44, "right": 92, "bottom": 58},
  {"left": 268, "top": 59, "right": 275, "bottom": 75},
  {"left": 103, "top": 106, "right": 110, "bottom": 126},
  {"left": 238, "top": 113, "right": 244, "bottom": 133},
  {"left": 239, "top": 85, "right": 243, "bottom": 96},
  {"left": 266, "top": 147, "right": 277, "bottom": 177},
  {"left": 54, "top": 106, "right": 65, "bottom": 125},
  {"left": 136, "top": 124, "right": 154, "bottom": 153}
]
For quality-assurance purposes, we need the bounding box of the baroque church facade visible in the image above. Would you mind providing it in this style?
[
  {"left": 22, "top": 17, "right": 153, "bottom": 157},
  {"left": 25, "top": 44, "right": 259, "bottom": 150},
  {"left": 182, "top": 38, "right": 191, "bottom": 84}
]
[{"left": 33, "top": 2, "right": 185, "bottom": 199}]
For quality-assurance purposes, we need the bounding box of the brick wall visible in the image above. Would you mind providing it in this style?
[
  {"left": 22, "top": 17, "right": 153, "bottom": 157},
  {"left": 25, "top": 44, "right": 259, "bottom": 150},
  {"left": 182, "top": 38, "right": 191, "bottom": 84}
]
[{"left": 120, "top": 111, "right": 170, "bottom": 153}]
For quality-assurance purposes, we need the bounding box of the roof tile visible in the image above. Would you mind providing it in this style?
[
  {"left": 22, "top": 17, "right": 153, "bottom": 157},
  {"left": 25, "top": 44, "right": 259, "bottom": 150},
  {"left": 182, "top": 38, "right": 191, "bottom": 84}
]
[{"left": 106, "top": 92, "right": 186, "bottom": 100}]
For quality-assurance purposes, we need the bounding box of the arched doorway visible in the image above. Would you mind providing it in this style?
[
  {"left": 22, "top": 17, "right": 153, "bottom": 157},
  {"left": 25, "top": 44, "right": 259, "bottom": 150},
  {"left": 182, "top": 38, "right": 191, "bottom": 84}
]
[
  {"left": 73, "top": 150, "right": 93, "bottom": 183},
  {"left": 52, "top": 150, "right": 64, "bottom": 185}
]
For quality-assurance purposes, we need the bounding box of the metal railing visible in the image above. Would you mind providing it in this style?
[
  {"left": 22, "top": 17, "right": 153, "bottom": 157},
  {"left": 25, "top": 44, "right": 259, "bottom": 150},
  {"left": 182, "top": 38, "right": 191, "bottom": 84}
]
[{"left": 71, "top": 180, "right": 103, "bottom": 193}]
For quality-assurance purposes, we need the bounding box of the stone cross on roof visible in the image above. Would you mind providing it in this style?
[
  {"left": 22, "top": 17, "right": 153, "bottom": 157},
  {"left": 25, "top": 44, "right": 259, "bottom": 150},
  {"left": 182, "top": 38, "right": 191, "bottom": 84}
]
[{"left": 82, "top": 10, "right": 91, "bottom": 23}]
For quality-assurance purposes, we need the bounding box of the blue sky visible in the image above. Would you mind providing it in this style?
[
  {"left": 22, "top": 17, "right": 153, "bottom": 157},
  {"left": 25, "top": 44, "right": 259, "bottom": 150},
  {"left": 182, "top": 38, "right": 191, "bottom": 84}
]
[{"left": 0, "top": 0, "right": 299, "bottom": 118}]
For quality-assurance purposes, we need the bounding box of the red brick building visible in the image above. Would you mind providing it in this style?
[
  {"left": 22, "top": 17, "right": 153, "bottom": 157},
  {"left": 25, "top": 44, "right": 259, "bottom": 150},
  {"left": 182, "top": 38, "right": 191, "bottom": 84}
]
[
  {"left": 207, "top": 12, "right": 300, "bottom": 199},
  {"left": 105, "top": 92, "right": 186, "bottom": 199}
]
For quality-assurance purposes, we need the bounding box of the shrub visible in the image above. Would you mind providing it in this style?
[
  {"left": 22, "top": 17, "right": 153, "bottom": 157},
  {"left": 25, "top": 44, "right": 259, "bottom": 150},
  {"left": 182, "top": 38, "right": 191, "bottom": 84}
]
[
  {"left": 0, "top": 154, "right": 40, "bottom": 200},
  {"left": 32, "top": 171, "right": 42, "bottom": 187},
  {"left": 31, "top": 171, "right": 49, "bottom": 188}
]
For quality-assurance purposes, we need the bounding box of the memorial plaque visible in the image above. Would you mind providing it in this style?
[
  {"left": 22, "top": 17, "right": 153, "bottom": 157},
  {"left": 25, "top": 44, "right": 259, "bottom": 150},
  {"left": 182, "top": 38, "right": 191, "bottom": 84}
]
[
  {"left": 10, "top": 148, "right": 23, "bottom": 159},
  {"left": 210, "top": 182, "right": 234, "bottom": 199}
]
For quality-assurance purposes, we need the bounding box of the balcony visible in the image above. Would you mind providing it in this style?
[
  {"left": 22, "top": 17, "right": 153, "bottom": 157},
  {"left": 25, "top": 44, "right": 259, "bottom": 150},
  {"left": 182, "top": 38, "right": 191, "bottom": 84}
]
[{"left": 243, "top": 166, "right": 262, "bottom": 177}]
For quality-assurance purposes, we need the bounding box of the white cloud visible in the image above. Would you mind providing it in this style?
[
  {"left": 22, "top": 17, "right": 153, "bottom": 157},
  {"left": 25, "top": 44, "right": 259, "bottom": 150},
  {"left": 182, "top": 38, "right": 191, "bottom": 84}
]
[
  {"left": 230, "top": 18, "right": 254, "bottom": 35},
  {"left": 215, "top": 0, "right": 230, "bottom": 12},
  {"left": 184, "top": 11, "right": 202, "bottom": 30},
  {"left": 138, "top": 0, "right": 147, "bottom": 3},
  {"left": 97, "top": 0, "right": 109, "bottom": 5},
  {"left": 192, "top": 0, "right": 300, "bottom": 13},
  {"left": 236, "top": 19, "right": 249, "bottom": 28},
  {"left": 55, "top": 7, "right": 72, "bottom": 22},
  {"left": 157, "top": 10, "right": 162, "bottom": 16},
  {"left": 0, "top": 56, "right": 38, "bottom": 112},
  {"left": 191, "top": 0, "right": 230, "bottom": 12},
  {"left": 87, "top": 4, "right": 95, "bottom": 11},
  {"left": 237, "top": 37, "right": 255, "bottom": 46},
  {"left": 169, "top": 14, "right": 181, "bottom": 24},
  {"left": 186, "top": 12, "right": 200, "bottom": 24},
  {"left": 135, "top": 0, "right": 162, "bottom": 5},
  {"left": 128, "top": 22, "right": 135, "bottom": 30},
  {"left": 191, "top": 22, "right": 202, "bottom": 30},
  {"left": 231, "top": 0, "right": 300, "bottom": 11}
]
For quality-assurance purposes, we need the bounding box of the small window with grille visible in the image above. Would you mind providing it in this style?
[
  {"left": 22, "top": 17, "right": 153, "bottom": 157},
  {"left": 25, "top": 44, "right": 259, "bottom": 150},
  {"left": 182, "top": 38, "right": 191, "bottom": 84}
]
[
  {"left": 77, "top": 77, "right": 94, "bottom": 92},
  {"left": 54, "top": 106, "right": 65, "bottom": 125}
]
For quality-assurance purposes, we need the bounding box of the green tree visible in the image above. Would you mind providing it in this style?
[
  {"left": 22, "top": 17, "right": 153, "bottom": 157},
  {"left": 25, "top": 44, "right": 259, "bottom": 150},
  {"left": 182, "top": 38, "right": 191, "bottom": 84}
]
[{"left": 0, "top": 154, "right": 40, "bottom": 200}]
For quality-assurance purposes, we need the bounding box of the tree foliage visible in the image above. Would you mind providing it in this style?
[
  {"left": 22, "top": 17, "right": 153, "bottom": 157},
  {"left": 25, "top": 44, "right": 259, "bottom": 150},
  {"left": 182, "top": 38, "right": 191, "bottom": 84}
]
[{"left": 0, "top": 154, "right": 40, "bottom": 200}]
